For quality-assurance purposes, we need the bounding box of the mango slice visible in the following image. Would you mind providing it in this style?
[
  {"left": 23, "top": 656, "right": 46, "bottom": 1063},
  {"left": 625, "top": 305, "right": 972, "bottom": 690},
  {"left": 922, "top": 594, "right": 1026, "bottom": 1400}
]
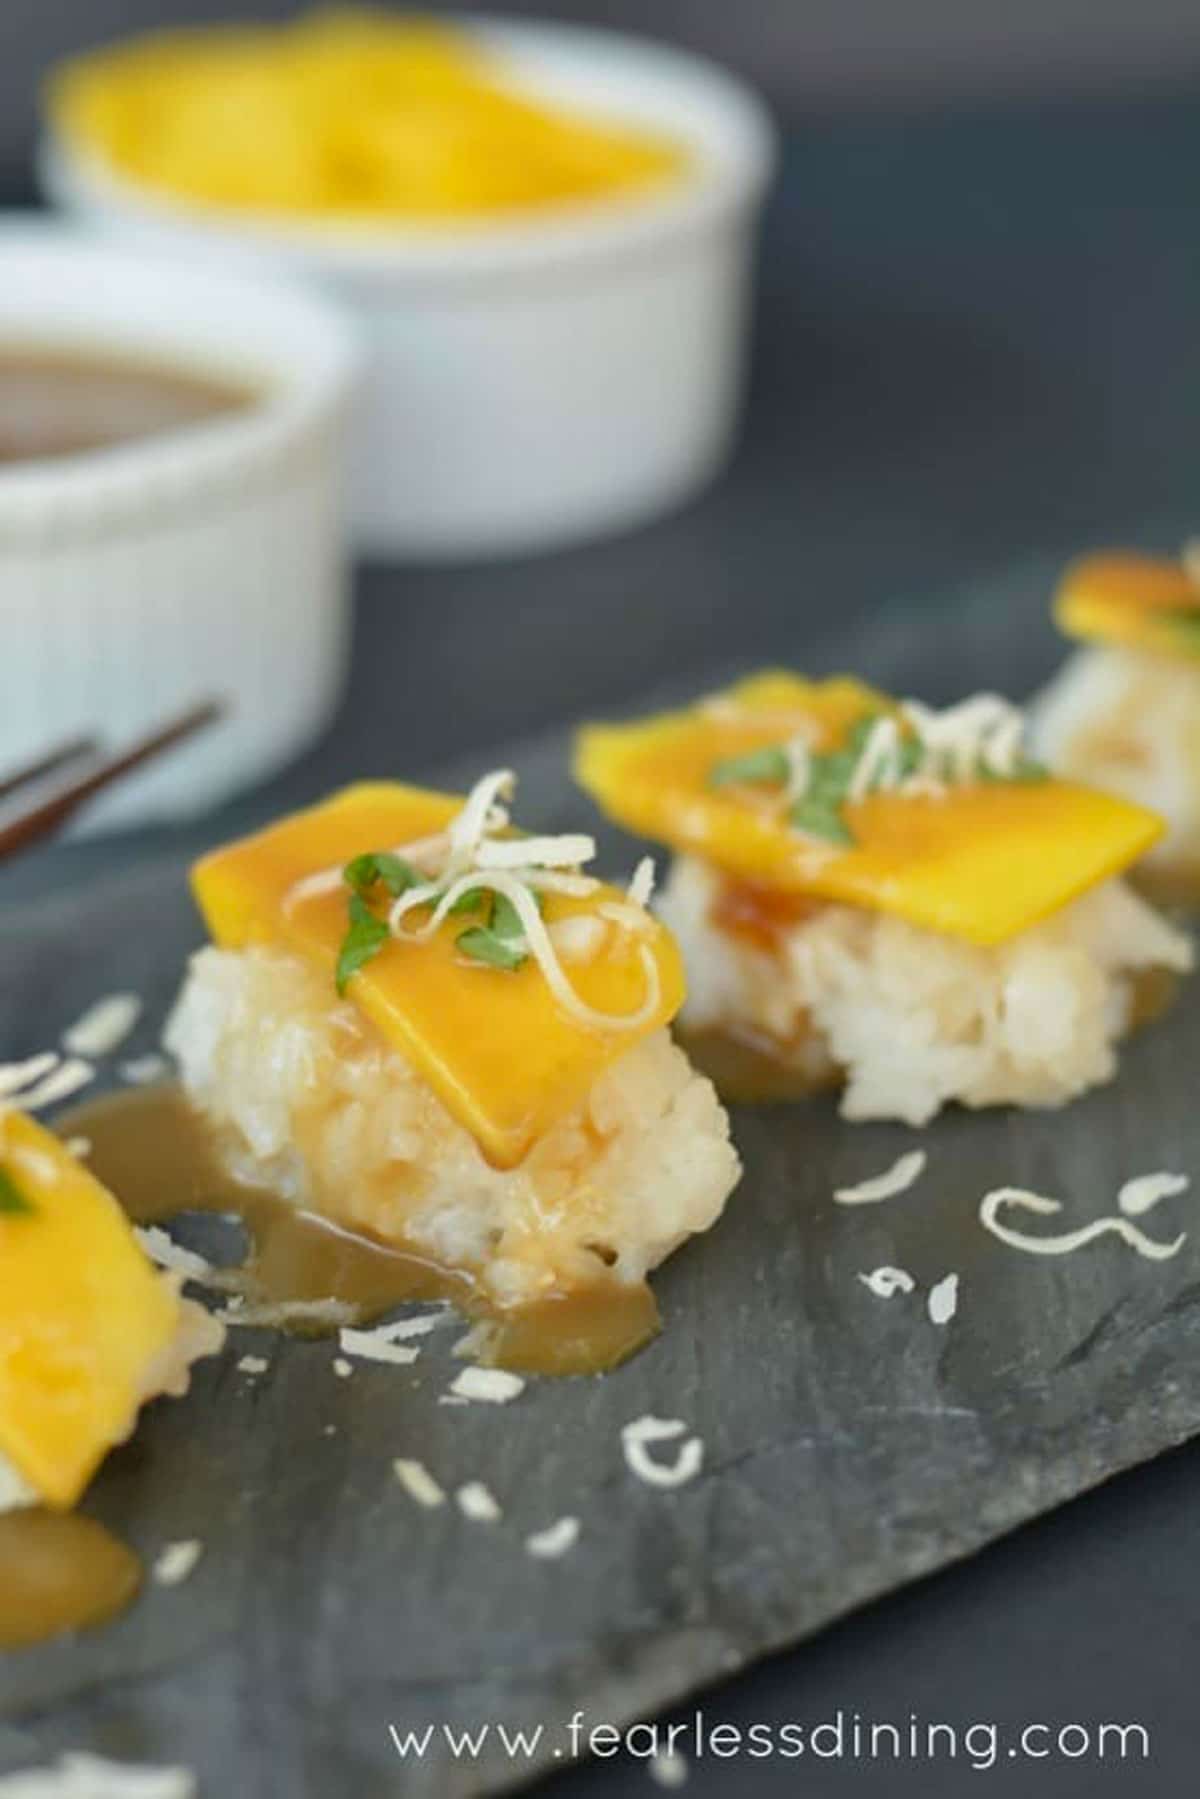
[
  {"left": 191, "top": 782, "right": 685, "bottom": 1170},
  {"left": 1055, "top": 552, "right": 1200, "bottom": 661},
  {"left": 575, "top": 671, "right": 1165, "bottom": 947},
  {"left": 0, "top": 1113, "right": 181, "bottom": 1511}
]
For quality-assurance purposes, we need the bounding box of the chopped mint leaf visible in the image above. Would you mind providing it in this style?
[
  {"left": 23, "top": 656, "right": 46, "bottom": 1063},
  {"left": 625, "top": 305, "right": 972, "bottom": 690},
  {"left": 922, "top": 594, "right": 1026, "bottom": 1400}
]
[
  {"left": 709, "top": 745, "right": 791, "bottom": 788},
  {"left": 896, "top": 735, "right": 924, "bottom": 780},
  {"left": 344, "top": 851, "right": 419, "bottom": 899},
  {"left": 448, "top": 886, "right": 489, "bottom": 916},
  {"left": 0, "top": 1168, "right": 34, "bottom": 1216},
  {"left": 790, "top": 795, "right": 857, "bottom": 846},
  {"left": 455, "top": 889, "right": 534, "bottom": 969},
  {"left": 455, "top": 925, "right": 527, "bottom": 972},
  {"left": 844, "top": 713, "right": 884, "bottom": 756},
  {"left": 806, "top": 747, "right": 857, "bottom": 800},
  {"left": 490, "top": 892, "right": 527, "bottom": 942},
  {"left": 336, "top": 894, "right": 390, "bottom": 995}
]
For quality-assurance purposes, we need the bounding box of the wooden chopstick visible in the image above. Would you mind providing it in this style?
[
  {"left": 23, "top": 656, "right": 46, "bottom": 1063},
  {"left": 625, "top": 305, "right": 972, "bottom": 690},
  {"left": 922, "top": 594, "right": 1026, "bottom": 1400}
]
[
  {"left": 0, "top": 735, "right": 99, "bottom": 804},
  {"left": 0, "top": 700, "right": 225, "bottom": 863}
]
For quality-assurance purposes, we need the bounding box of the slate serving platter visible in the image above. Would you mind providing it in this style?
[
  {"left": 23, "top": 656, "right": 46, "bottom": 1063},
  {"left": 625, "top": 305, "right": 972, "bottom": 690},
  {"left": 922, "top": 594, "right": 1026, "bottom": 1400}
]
[{"left": 2, "top": 558, "right": 1199, "bottom": 1799}]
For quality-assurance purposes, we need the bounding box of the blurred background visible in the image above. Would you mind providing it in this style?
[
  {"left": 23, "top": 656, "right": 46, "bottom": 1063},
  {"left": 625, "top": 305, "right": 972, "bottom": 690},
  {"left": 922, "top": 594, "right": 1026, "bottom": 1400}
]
[
  {"left": 5, "top": 0, "right": 1200, "bottom": 859},
  {"left": 7, "top": 0, "right": 1200, "bottom": 190}
]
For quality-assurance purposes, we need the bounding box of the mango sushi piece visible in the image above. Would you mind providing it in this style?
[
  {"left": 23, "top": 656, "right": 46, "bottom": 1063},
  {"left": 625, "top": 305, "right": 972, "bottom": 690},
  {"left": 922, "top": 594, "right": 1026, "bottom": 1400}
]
[
  {"left": 1033, "top": 550, "right": 1200, "bottom": 905},
  {"left": 165, "top": 773, "right": 740, "bottom": 1331},
  {"left": 0, "top": 1113, "right": 222, "bottom": 1512},
  {"left": 575, "top": 672, "right": 1192, "bottom": 1125}
]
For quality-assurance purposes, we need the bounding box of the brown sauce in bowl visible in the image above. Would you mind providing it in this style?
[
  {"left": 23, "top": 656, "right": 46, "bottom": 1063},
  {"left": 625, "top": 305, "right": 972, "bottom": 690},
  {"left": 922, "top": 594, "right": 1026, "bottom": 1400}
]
[{"left": 0, "top": 348, "right": 255, "bottom": 465}]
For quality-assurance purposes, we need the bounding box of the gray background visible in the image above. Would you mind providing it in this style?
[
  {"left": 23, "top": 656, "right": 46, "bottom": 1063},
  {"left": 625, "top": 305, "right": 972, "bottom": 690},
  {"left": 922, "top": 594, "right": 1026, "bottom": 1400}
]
[{"left": 6, "top": 0, "right": 1200, "bottom": 195}]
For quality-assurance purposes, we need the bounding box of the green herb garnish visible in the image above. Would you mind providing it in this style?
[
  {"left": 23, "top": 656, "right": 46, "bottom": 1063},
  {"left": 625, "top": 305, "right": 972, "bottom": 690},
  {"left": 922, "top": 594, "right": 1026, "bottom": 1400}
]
[
  {"left": 708, "top": 702, "right": 1048, "bottom": 852},
  {"left": 455, "top": 890, "right": 533, "bottom": 971},
  {"left": 787, "top": 739, "right": 863, "bottom": 845},
  {"left": 335, "top": 893, "right": 391, "bottom": 995},
  {"left": 447, "top": 885, "right": 488, "bottom": 916},
  {"left": 790, "top": 793, "right": 857, "bottom": 845},
  {"left": 343, "top": 851, "right": 419, "bottom": 899},
  {"left": 709, "top": 745, "right": 792, "bottom": 788},
  {"left": 0, "top": 1168, "right": 35, "bottom": 1216},
  {"left": 454, "top": 926, "right": 528, "bottom": 971}
]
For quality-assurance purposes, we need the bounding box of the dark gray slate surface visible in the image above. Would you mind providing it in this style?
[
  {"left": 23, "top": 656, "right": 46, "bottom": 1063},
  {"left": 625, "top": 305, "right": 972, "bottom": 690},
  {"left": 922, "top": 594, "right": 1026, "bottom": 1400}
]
[{"left": 1, "top": 556, "right": 1198, "bottom": 1798}]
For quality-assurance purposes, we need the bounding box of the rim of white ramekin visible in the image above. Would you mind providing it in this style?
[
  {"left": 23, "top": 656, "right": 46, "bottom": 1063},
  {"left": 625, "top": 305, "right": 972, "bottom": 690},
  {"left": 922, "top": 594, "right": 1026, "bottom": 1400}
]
[
  {"left": 0, "top": 217, "right": 361, "bottom": 526},
  {"left": 40, "top": 15, "right": 777, "bottom": 289}
]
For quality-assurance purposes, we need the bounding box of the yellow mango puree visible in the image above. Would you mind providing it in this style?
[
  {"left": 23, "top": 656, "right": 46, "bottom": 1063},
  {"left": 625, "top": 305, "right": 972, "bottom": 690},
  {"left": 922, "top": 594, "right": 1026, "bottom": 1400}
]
[{"left": 49, "top": 11, "right": 689, "bottom": 222}]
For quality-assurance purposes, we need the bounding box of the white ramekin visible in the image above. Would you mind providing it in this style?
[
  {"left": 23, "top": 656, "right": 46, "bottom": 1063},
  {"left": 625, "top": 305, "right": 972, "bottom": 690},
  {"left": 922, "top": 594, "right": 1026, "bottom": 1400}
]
[
  {"left": 0, "top": 221, "right": 359, "bottom": 830},
  {"left": 41, "top": 18, "right": 776, "bottom": 560}
]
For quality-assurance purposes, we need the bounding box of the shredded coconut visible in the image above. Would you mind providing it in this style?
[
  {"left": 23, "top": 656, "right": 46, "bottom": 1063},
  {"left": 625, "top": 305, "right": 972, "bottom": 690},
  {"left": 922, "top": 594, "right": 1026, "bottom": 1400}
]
[
  {"left": 456, "top": 1480, "right": 502, "bottom": 1522},
  {"left": 378, "top": 1312, "right": 448, "bottom": 1339},
  {"left": 901, "top": 693, "right": 1028, "bottom": 782},
  {"left": 120, "top": 1054, "right": 169, "bottom": 1086},
  {"left": 1118, "top": 1172, "right": 1190, "bottom": 1216},
  {"left": 779, "top": 692, "right": 1033, "bottom": 831},
  {"left": 63, "top": 993, "right": 141, "bottom": 1059},
  {"left": 621, "top": 1416, "right": 705, "bottom": 1489},
  {"left": 628, "top": 857, "right": 657, "bottom": 910},
  {"left": 333, "top": 1357, "right": 353, "bottom": 1378},
  {"left": 927, "top": 1272, "right": 959, "bottom": 1325},
  {"left": 393, "top": 1459, "right": 445, "bottom": 1508},
  {"left": 835, "top": 1150, "right": 927, "bottom": 1206},
  {"left": 858, "top": 1266, "right": 916, "bottom": 1298},
  {"left": 980, "top": 1188, "right": 1186, "bottom": 1260},
  {"left": 448, "top": 1367, "right": 525, "bottom": 1405},
  {"left": 525, "top": 1516, "right": 580, "bottom": 1559},
  {"left": 135, "top": 1226, "right": 237, "bottom": 1293},
  {"left": 216, "top": 1297, "right": 354, "bottom": 1328},
  {"left": 476, "top": 833, "right": 596, "bottom": 870},
  {"left": 338, "top": 1324, "right": 421, "bottom": 1366},
  {"left": 237, "top": 1355, "right": 268, "bottom": 1376},
  {"left": 16, "top": 1058, "right": 93, "bottom": 1111},
  {"left": 0, "top": 1053, "right": 58, "bottom": 1099},
  {"left": 391, "top": 867, "right": 663, "bottom": 1035},
  {"left": 547, "top": 914, "right": 609, "bottom": 964},
  {"left": 153, "top": 1539, "right": 203, "bottom": 1587},
  {"left": 0, "top": 1755, "right": 195, "bottom": 1798}
]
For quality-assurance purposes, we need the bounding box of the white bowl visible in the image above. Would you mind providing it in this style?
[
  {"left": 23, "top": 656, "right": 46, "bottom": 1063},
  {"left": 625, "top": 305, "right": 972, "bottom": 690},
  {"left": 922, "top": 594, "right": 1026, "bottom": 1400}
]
[
  {"left": 41, "top": 18, "right": 776, "bottom": 560},
  {"left": 0, "top": 221, "right": 359, "bottom": 829}
]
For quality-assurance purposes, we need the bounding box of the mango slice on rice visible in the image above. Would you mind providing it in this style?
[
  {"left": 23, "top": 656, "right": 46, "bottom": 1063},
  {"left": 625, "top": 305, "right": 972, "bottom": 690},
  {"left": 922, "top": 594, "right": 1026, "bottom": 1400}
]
[
  {"left": 191, "top": 782, "right": 684, "bottom": 1170},
  {"left": 575, "top": 671, "right": 1165, "bottom": 948}
]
